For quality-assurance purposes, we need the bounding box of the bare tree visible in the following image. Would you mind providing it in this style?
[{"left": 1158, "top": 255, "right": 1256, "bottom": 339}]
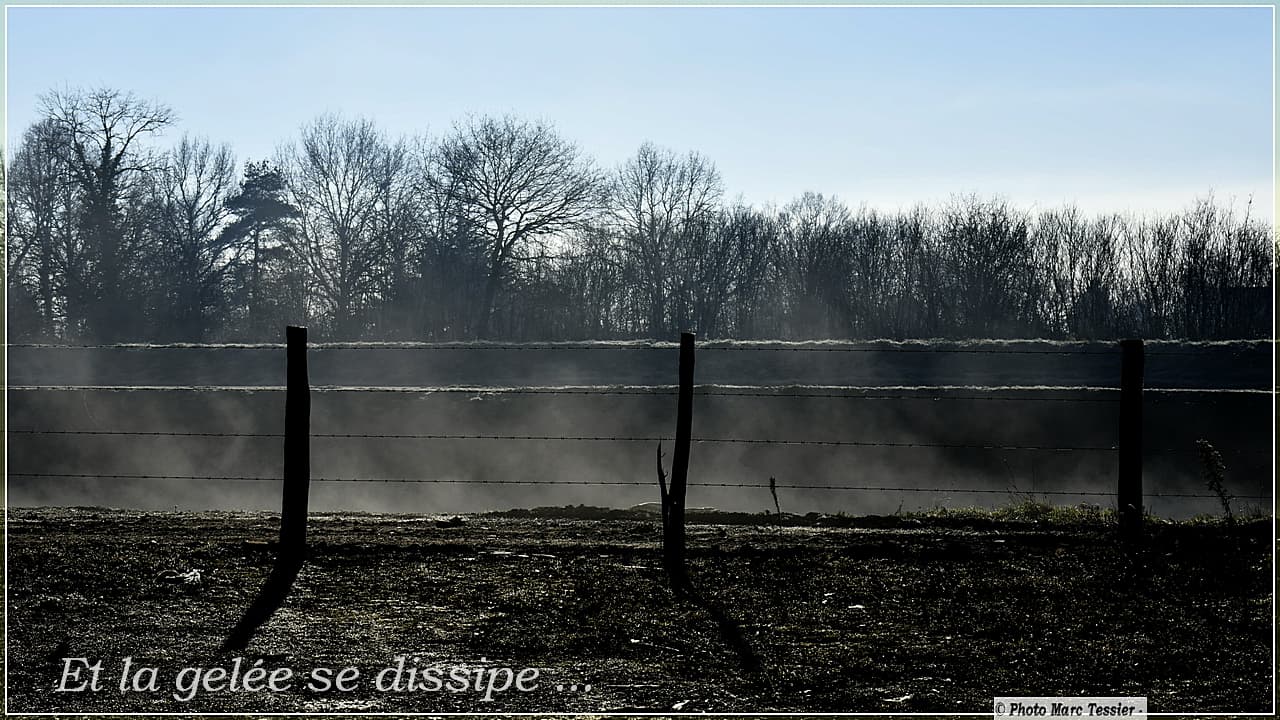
[
  {"left": 6, "top": 120, "right": 80, "bottom": 338},
  {"left": 845, "top": 208, "right": 897, "bottom": 337},
  {"left": 939, "top": 195, "right": 1034, "bottom": 337},
  {"left": 282, "top": 114, "right": 411, "bottom": 338},
  {"left": 610, "top": 142, "right": 722, "bottom": 337},
  {"left": 1122, "top": 212, "right": 1182, "bottom": 339},
  {"left": 150, "top": 135, "right": 237, "bottom": 339},
  {"left": 39, "top": 87, "right": 175, "bottom": 340},
  {"left": 431, "top": 115, "right": 600, "bottom": 339},
  {"left": 369, "top": 139, "right": 428, "bottom": 339},
  {"left": 718, "top": 204, "right": 781, "bottom": 338},
  {"left": 412, "top": 142, "right": 489, "bottom": 339},
  {"left": 777, "top": 192, "right": 854, "bottom": 338},
  {"left": 1033, "top": 206, "right": 1122, "bottom": 339},
  {"left": 557, "top": 223, "right": 627, "bottom": 338}
]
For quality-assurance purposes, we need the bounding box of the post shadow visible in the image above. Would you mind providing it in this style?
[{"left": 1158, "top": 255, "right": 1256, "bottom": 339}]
[
  {"left": 675, "top": 575, "right": 764, "bottom": 676},
  {"left": 222, "top": 326, "right": 310, "bottom": 652},
  {"left": 221, "top": 558, "right": 303, "bottom": 651}
]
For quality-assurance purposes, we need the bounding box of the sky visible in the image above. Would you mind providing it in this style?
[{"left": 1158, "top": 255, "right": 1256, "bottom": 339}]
[{"left": 3, "top": 5, "right": 1275, "bottom": 220}]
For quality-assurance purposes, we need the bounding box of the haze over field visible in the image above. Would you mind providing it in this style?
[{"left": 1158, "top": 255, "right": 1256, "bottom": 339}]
[{"left": 8, "top": 341, "right": 1272, "bottom": 518}]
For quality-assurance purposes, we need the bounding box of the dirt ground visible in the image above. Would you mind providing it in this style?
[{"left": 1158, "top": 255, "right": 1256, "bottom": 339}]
[{"left": 5, "top": 507, "right": 1273, "bottom": 713}]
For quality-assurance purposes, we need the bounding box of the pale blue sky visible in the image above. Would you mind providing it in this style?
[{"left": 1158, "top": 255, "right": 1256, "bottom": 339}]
[{"left": 4, "top": 5, "right": 1275, "bottom": 219}]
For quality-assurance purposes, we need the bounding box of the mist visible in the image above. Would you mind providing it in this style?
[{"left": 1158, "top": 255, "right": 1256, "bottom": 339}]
[{"left": 8, "top": 340, "right": 1272, "bottom": 519}]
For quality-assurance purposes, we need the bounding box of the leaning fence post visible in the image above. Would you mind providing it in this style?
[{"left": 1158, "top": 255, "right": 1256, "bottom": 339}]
[
  {"left": 279, "top": 325, "right": 311, "bottom": 564},
  {"left": 1118, "top": 338, "right": 1144, "bottom": 537},
  {"left": 664, "top": 332, "right": 695, "bottom": 588}
]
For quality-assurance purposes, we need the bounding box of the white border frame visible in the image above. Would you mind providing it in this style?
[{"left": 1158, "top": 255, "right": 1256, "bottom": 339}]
[{"left": 2, "top": 3, "right": 1275, "bottom": 716}]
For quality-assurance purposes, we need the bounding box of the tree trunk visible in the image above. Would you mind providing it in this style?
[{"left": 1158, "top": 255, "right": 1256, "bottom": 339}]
[
  {"left": 38, "top": 231, "right": 54, "bottom": 338},
  {"left": 477, "top": 268, "right": 501, "bottom": 340},
  {"left": 250, "top": 228, "right": 261, "bottom": 336},
  {"left": 477, "top": 229, "right": 506, "bottom": 340}
]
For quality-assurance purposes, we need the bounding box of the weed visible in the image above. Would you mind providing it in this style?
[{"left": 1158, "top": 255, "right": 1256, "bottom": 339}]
[{"left": 1195, "top": 439, "right": 1234, "bottom": 525}]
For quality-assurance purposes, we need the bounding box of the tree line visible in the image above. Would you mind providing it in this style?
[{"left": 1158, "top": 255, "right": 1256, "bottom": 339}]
[{"left": 5, "top": 87, "right": 1273, "bottom": 343}]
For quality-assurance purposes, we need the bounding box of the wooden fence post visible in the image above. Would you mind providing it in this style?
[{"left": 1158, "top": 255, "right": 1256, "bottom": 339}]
[
  {"left": 279, "top": 326, "right": 311, "bottom": 564},
  {"left": 664, "top": 332, "right": 695, "bottom": 587},
  {"left": 223, "top": 327, "right": 311, "bottom": 650},
  {"left": 1119, "top": 338, "right": 1144, "bottom": 537}
]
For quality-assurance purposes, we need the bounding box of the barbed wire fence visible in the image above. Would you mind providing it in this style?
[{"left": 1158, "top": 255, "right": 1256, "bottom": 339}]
[
  {"left": 8, "top": 336, "right": 1273, "bottom": 507},
  {"left": 8, "top": 470, "right": 1267, "bottom": 502}
]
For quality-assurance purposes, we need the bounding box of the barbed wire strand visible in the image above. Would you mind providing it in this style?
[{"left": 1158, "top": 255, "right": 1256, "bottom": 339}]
[
  {"left": 326, "top": 387, "right": 1125, "bottom": 402},
  {"left": 7, "top": 471, "right": 1268, "bottom": 500},
  {"left": 15, "top": 384, "right": 1269, "bottom": 400},
  {"left": 3, "top": 343, "right": 1130, "bottom": 355},
  {"left": 3, "top": 429, "right": 1110, "bottom": 451},
  {"left": 9, "top": 340, "right": 1261, "bottom": 357},
  {"left": 9, "top": 428, "right": 1272, "bottom": 456}
]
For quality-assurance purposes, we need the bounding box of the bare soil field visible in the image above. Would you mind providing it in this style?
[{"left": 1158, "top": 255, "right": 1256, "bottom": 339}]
[{"left": 6, "top": 507, "right": 1272, "bottom": 713}]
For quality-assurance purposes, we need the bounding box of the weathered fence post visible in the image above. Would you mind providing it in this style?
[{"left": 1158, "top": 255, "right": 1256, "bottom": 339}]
[
  {"left": 223, "top": 326, "right": 311, "bottom": 650},
  {"left": 663, "top": 332, "right": 695, "bottom": 588},
  {"left": 279, "top": 325, "right": 311, "bottom": 563},
  {"left": 1118, "top": 338, "right": 1144, "bottom": 537}
]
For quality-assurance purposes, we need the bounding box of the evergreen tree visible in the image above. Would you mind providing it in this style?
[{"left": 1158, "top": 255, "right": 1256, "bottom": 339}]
[{"left": 222, "top": 160, "right": 300, "bottom": 338}]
